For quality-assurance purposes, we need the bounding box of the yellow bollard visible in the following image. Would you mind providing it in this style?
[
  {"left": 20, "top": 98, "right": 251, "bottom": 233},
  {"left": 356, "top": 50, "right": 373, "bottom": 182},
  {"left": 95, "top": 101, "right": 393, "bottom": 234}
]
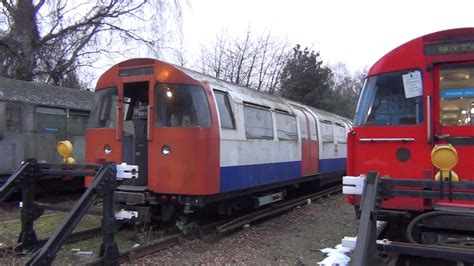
[
  {"left": 431, "top": 144, "right": 459, "bottom": 181},
  {"left": 57, "top": 140, "right": 76, "bottom": 164}
]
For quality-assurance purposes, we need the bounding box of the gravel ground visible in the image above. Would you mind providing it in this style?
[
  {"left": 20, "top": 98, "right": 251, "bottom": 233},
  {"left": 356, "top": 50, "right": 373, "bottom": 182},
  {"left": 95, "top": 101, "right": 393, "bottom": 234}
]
[{"left": 137, "top": 193, "right": 359, "bottom": 265}]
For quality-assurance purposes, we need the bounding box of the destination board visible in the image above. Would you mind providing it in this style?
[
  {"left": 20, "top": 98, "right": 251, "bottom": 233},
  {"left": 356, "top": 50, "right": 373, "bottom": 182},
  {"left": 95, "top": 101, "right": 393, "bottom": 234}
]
[{"left": 425, "top": 41, "right": 474, "bottom": 56}]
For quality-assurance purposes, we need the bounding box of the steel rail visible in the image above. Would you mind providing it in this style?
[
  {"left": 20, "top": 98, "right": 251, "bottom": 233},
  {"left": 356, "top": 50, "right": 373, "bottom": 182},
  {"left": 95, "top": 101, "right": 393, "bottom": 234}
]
[
  {"left": 87, "top": 184, "right": 342, "bottom": 265},
  {"left": 86, "top": 220, "right": 224, "bottom": 265},
  {"left": 217, "top": 185, "right": 342, "bottom": 234}
]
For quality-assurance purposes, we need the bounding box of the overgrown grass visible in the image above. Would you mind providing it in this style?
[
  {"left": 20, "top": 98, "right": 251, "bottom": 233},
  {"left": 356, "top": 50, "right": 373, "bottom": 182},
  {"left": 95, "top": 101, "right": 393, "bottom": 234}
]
[
  {"left": 0, "top": 211, "right": 158, "bottom": 265},
  {"left": 0, "top": 212, "right": 101, "bottom": 246}
]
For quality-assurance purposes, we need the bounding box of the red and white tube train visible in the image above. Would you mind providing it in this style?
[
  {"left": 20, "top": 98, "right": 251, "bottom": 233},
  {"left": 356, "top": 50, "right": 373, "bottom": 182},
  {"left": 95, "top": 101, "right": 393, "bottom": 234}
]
[{"left": 85, "top": 58, "right": 351, "bottom": 219}]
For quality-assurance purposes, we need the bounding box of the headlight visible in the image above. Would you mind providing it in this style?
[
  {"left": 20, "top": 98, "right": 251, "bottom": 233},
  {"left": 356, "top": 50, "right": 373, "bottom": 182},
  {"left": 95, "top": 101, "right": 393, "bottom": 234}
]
[
  {"left": 162, "top": 145, "right": 171, "bottom": 155},
  {"left": 104, "top": 144, "right": 112, "bottom": 155}
]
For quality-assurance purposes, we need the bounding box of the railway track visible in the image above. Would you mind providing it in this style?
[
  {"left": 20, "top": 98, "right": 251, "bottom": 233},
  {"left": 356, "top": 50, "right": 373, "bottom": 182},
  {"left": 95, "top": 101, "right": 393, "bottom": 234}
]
[
  {"left": 0, "top": 184, "right": 341, "bottom": 264},
  {"left": 0, "top": 227, "right": 103, "bottom": 257},
  {"left": 88, "top": 184, "right": 342, "bottom": 265}
]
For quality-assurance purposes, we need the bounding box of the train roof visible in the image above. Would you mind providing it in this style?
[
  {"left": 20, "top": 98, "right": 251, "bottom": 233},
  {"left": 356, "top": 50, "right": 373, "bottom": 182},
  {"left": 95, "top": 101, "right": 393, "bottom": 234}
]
[
  {"left": 175, "top": 65, "right": 352, "bottom": 123},
  {"left": 0, "top": 76, "right": 93, "bottom": 110},
  {"left": 368, "top": 28, "right": 474, "bottom": 76},
  {"left": 176, "top": 66, "right": 289, "bottom": 107}
]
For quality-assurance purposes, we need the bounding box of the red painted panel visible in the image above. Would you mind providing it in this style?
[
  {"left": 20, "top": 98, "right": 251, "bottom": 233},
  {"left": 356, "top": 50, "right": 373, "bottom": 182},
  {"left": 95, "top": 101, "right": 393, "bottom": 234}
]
[
  {"left": 301, "top": 141, "right": 311, "bottom": 176},
  {"left": 147, "top": 128, "right": 219, "bottom": 195},
  {"left": 301, "top": 141, "right": 319, "bottom": 176},
  {"left": 147, "top": 80, "right": 220, "bottom": 195},
  {"left": 350, "top": 126, "right": 432, "bottom": 211},
  {"left": 311, "top": 141, "right": 319, "bottom": 174},
  {"left": 85, "top": 129, "right": 121, "bottom": 186}
]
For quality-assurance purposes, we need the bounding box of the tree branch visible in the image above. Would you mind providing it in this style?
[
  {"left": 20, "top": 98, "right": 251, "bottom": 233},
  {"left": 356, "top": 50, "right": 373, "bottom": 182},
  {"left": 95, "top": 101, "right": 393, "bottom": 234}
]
[{"left": 34, "top": 0, "right": 46, "bottom": 14}]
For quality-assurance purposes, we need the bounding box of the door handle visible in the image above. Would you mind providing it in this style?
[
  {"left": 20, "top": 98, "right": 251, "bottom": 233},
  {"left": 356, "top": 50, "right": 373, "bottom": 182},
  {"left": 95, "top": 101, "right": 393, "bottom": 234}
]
[
  {"left": 434, "top": 134, "right": 450, "bottom": 140},
  {"left": 147, "top": 105, "right": 152, "bottom": 141},
  {"left": 426, "top": 95, "right": 431, "bottom": 143},
  {"left": 116, "top": 105, "right": 121, "bottom": 140}
]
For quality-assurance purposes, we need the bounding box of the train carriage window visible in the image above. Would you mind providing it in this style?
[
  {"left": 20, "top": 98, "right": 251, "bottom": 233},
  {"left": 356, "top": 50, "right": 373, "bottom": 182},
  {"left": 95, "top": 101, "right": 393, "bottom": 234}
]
[
  {"left": 294, "top": 109, "right": 308, "bottom": 140},
  {"left": 275, "top": 112, "right": 298, "bottom": 141},
  {"left": 354, "top": 70, "right": 423, "bottom": 126},
  {"left": 439, "top": 65, "right": 474, "bottom": 126},
  {"left": 243, "top": 105, "right": 273, "bottom": 139},
  {"left": 335, "top": 123, "right": 347, "bottom": 144},
  {"left": 35, "top": 106, "right": 66, "bottom": 133},
  {"left": 68, "top": 110, "right": 90, "bottom": 135},
  {"left": 320, "top": 120, "right": 334, "bottom": 143},
  {"left": 155, "top": 84, "right": 211, "bottom": 128},
  {"left": 88, "top": 87, "right": 117, "bottom": 128},
  {"left": 213, "top": 90, "right": 235, "bottom": 129}
]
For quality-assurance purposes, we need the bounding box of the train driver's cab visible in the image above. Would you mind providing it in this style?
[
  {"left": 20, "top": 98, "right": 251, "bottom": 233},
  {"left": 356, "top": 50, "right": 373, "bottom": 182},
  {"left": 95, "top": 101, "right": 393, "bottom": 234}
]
[{"left": 355, "top": 70, "right": 424, "bottom": 127}]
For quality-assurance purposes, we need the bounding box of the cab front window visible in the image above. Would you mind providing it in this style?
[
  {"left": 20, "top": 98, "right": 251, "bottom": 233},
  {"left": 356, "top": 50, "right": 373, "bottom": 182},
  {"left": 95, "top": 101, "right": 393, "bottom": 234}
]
[
  {"left": 155, "top": 84, "right": 211, "bottom": 128},
  {"left": 354, "top": 70, "right": 424, "bottom": 126},
  {"left": 440, "top": 65, "right": 474, "bottom": 126},
  {"left": 88, "top": 87, "right": 117, "bottom": 128}
]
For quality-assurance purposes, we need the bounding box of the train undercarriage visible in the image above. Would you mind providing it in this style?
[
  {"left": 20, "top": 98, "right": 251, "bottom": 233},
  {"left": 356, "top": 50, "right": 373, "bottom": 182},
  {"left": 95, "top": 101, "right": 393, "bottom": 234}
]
[{"left": 115, "top": 171, "right": 344, "bottom": 222}]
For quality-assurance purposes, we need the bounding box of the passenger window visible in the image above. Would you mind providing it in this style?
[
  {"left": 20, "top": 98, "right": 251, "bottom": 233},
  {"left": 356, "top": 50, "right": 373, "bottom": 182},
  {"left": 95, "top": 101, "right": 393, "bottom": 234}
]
[
  {"left": 275, "top": 112, "right": 297, "bottom": 141},
  {"left": 243, "top": 105, "right": 273, "bottom": 139},
  {"left": 35, "top": 106, "right": 66, "bottom": 133},
  {"left": 214, "top": 90, "right": 235, "bottom": 129},
  {"left": 68, "top": 110, "right": 90, "bottom": 135},
  {"left": 439, "top": 65, "right": 474, "bottom": 126},
  {"left": 320, "top": 120, "right": 334, "bottom": 143},
  {"left": 355, "top": 70, "right": 423, "bottom": 126},
  {"left": 335, "top": 123, "right": 347, "bottom": 144}
]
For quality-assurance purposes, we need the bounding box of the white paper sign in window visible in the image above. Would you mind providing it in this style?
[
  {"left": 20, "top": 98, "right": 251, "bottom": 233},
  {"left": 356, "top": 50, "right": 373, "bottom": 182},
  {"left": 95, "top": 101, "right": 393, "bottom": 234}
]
[{"left": 402, "top": 71, "right": 423, "bottom": 98}]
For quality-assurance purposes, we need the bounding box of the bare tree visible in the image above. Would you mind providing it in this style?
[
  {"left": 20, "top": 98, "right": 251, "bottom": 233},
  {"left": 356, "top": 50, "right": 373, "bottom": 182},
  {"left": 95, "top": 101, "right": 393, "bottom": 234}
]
[
  {"left": 330, "top": 62, "right": 367, "bottom": 118},
  {"left": 0, "top": 0, "right": 183, "bottom": 88},
  {"left": 198, "top": 28, "right": 291, "bottom": 93}
]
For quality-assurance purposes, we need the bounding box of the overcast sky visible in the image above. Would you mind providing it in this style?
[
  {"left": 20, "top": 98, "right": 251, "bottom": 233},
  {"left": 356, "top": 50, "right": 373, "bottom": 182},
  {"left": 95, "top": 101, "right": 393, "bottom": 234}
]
[{"left": 176, "top": 0, "right": 473, "bottom": 73}]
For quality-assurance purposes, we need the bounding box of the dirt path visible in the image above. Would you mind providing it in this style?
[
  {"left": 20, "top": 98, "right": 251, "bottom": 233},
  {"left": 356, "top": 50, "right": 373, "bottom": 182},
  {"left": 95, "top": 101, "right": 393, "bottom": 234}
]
[{"left": 138, "top": 194, "right": 358, "bottom": 265}]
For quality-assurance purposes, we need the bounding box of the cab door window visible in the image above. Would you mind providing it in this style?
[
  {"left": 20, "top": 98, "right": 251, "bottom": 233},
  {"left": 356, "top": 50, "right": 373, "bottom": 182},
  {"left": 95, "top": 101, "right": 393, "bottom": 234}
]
[{"left": 439, "top": 65, "right": 474, "bottom": 126}]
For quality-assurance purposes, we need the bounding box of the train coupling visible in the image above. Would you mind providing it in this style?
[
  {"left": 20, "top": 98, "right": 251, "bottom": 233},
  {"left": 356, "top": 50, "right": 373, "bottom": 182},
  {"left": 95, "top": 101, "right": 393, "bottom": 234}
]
[
  {"left": 342, "top": 175, "right": 366, "bottom": 195},
  {"left": 116, "top": 163, "right": 139, "bottom": 180},
  {"left": 115, "top": 209, "right": 138, "bottom": 220}
]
